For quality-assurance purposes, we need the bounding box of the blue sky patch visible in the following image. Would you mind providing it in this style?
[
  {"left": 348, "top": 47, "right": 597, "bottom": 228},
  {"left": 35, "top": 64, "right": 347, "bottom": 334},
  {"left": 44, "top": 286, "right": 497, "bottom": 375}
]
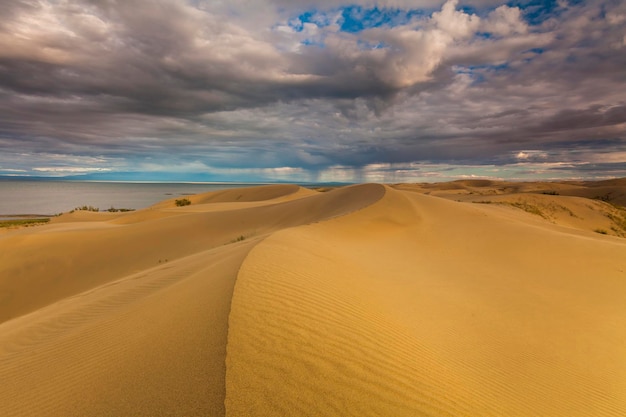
[
  {"left": 338, "top": 6, "right": 423, "bottom": 33},
  {"left": 455, "top": 62, "right": 513, "bottom": 85},
  {"left": 291, "top": 6, "right": 423, "bottom": 34},
  {"left": 511, "top": 0, "right": 583, "bottom": 26}
]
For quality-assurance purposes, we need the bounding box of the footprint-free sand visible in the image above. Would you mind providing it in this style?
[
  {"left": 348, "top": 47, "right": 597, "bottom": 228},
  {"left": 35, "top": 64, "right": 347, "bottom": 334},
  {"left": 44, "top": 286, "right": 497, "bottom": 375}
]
[{"left": 1, "top": 181, "right": 625, "bottom": 416}]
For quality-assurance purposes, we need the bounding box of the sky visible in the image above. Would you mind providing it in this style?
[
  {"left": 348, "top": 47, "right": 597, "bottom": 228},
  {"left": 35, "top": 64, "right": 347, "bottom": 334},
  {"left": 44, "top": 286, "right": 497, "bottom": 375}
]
[{"left": 0, "top": 0, "right": 625, "bottom": 183}]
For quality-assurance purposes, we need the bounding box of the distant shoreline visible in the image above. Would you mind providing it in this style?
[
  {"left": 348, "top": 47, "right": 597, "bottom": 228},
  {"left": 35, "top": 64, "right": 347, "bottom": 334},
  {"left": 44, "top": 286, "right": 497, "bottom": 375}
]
[
  {"left": 0, "top": 180, "right": 352, "bottom": 218},
  {"left": 0, "top": 214, "right": 54, "bottom": 220},
  {"left": 0, "top": 176, "right": 351, "bottom": 187}
]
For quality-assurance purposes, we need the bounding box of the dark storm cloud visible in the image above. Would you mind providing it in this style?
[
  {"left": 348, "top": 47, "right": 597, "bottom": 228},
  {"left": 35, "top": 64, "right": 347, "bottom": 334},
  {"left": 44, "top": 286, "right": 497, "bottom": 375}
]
[{"left": 0, "top": 0, "right": 625, "bottom": 181}]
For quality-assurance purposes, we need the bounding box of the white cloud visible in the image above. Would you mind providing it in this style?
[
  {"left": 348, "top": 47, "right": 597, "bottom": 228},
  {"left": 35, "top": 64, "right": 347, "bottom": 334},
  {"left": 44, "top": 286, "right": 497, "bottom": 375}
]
[
  {"left": 606, "top": 13, "right": 626, "bottom": 25},
  {"left": 33, "top": 167, "right": 112, "bottom": 173},
  {"left": 482, "top": 5, "right": 527, "bottom": 36},
  {"left": 432, "top": 0, "right": 480, "bottom": 39},
  {"left": 515, "top": 150, "right": 548, "bottom": 161}
]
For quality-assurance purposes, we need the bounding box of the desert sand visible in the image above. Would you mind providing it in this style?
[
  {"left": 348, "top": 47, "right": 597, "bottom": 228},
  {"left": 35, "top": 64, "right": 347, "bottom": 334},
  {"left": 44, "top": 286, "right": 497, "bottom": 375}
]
[{"left": 1, "top": 180, "right": 625, "bottom": 416}]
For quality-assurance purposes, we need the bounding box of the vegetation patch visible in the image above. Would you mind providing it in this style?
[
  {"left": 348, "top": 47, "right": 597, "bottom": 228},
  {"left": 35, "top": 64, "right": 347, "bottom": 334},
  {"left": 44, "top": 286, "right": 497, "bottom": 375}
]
[
  {"left": 554, "top": 203, "right": 576, "bottom": 217},
  {"left": 594, "top": 194, "right": 612, "bottom": 203},
  {"left": 106, "top": 207, "right": 135, "bottom": 212},
  {"left": 71, "top": 205, "right": 100, "bottom": 213},
  {"left": 0, "top": 218, "right": 50, "bottom": 228},
  {"left": 69, "top": 206, "right": 134, "bottom": 214},
  {"left": 473, "top": 199, "right": 548, "bottom": 219},
  {"left": 594, "top": 229, "right": 608, "bottom": 235},
  {"left": 175, "top": 198, "right": 191, "bottom": 207},
  {"left": 505, "top": 201, "right": 548, "bottom": 219},
  {"left": 604, "top": 208, "right": 626, "bottom": 237}
]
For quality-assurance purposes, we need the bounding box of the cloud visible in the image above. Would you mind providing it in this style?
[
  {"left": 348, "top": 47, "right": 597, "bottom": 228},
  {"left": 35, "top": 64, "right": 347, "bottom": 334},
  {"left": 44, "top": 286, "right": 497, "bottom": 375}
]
[
  {"left": 432, "top": 0, "right": 480, "bottom": 39},
  {"left": 482, "top": 5, "right": 527, "bottom": 36},
  {"left": 515, "top": 150, "right": 548, "bottom": 161},
  {"left": 0, "top": 0, "right": 624, "bottom": 181},
  {"left": 32, "top": 167, "right": 112, "bottom": 173}
]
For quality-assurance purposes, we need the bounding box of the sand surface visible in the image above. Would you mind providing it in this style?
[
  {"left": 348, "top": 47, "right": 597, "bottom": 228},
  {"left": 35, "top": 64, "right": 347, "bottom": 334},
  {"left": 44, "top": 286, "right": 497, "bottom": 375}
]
[{"left": 1, "top": 181, "right": 625, "bottom": 416}]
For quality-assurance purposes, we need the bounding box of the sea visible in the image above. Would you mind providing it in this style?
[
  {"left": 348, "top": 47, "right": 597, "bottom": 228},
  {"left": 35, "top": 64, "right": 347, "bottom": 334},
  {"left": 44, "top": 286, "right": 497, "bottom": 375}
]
[{"left": 0, "top": 180, "right": 272, "bottom": 218}]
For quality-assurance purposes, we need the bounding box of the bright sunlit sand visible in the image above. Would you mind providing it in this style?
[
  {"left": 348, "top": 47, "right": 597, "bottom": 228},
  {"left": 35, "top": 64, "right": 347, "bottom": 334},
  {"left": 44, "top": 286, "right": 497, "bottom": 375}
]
[{"left": 1, "top": 181, "right": 626, "bottom": 416}]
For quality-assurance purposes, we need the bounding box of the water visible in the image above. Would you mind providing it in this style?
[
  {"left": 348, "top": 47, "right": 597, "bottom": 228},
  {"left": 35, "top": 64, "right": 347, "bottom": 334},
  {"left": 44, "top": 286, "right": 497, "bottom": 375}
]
[{"left": 0, "top": 180, "right": 266, "bottom": 217}]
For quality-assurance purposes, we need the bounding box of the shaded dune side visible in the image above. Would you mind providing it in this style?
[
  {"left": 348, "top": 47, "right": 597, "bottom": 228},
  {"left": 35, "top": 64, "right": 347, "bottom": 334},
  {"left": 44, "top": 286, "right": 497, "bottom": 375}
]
[
  {"left": 225, "top": 186, "right": 626, "bottom": 416},
  {"left": 0, "top": 184, "right": 383, "bottom": 322},
  {"left": 557, "top": 185, "right": 626, "bottom": 207},
  {"left": 0, "top": 241, "right": 254, "bottom": 417}
]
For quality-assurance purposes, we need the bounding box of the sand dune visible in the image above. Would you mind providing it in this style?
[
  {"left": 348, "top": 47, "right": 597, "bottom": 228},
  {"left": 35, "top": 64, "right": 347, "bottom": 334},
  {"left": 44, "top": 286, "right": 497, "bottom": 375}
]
[
  {"left": 0, "top": 184, "right": 380, "bottom": 321},
  {"left": 1, "top": 180, "right": 625, "bottom": 415}
]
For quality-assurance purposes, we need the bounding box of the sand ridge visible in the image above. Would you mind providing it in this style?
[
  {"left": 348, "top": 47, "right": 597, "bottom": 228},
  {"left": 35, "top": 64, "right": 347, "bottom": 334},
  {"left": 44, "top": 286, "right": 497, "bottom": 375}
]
[{"left": 1, "top": 180, "right": 625, "bottom": 416}]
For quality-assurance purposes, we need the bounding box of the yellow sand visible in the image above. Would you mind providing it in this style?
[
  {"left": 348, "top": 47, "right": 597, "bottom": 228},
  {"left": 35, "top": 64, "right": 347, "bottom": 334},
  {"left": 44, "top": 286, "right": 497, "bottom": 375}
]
[{"left": 1, "top": 181, "right": 625, "bottom": 416}]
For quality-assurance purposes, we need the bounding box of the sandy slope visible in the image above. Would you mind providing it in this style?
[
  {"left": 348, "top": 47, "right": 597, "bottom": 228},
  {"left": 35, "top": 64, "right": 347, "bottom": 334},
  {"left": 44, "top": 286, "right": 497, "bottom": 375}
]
[
  {"left": 226, "top": 185, "right": 626, "bottom": 416},
  {"left": 1, "top": 181, "right": 626, "bottom": 416}
]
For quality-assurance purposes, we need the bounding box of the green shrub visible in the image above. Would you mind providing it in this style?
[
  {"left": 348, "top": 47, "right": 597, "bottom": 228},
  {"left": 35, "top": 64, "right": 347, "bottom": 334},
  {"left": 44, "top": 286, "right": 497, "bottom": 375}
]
[
  {"left": 175, "top": 198, "right": 191, "bottom": 207},
  {"left": 71, "top": 205, "right": 99, "bottom": 213}
]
